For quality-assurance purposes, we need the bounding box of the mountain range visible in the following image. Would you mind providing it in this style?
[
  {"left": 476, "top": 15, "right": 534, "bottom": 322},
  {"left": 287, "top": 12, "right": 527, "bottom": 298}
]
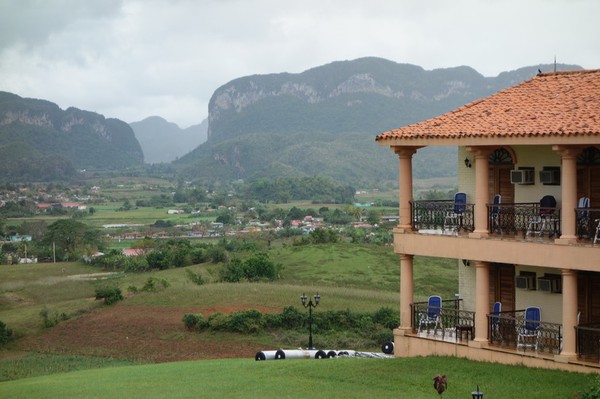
[
  {"left": 174, "top": 57, "right": 581, "bottom": 185},
  {"left": 0, "top": 57, "right": 582, "bottom": 184}
]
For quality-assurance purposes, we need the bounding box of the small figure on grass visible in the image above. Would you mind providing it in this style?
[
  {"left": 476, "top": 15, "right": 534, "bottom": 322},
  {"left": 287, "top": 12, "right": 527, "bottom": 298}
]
[{"left": 433, "top": 374, "right": 448, "bottom": 397}]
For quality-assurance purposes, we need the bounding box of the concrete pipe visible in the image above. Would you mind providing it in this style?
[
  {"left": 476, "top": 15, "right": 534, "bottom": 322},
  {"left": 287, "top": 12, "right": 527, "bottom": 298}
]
[
  {"left": 381, "top": 341, "right": 394, "bottom": 354},
  {"left": 255, "top": 350, "right": 278, "bottom": 361}
]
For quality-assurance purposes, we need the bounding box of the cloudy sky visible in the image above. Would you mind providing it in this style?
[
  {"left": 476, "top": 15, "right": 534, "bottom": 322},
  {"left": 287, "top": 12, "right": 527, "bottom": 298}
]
[{"left": 1, "top": 0, "right": 598, "bottom": 128}]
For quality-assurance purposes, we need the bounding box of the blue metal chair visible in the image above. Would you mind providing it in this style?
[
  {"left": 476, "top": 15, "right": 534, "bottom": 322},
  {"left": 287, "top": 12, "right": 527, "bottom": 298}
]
[
  {"left": 490, "top": 194, "right": 502, "bottom": 233},
  {"left": 577, "top": 197, "right": 590, "bottom": 238},
  {"left": 490, "top": 301, "right": 502, "bottom": 340},
  {"left": 527, "top": 196, "right": 558, "bottom": 237},
  {"left": 517, "top": 306, "right": 541, "bottom": 351},
  {"left": 418, "top": 295, "right": 443, "bottom": 336},
  {"left": 444, "top": 192, "right": 467, "bottom": 233}
]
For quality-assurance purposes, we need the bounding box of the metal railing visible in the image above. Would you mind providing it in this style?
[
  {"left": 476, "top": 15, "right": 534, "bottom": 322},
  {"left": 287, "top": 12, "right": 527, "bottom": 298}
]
[
  {"left": 486, "top": 202, "right": 561, "bottom": 237},
  {"left": 576, "top": 323, "right": 600, "bottom": 362},
  {"left": 411, "top": 201, "right": 474, "bottom": 232},
  {"left": 576, "top": 208, "right": 600, "bottom": 243},
  {"left": 412, "top": 299, "right": 475, "bottom": 340},
  {"left": 487, "top": 310, "right": 562, "bottom": 354},
  {"left": 409, "top": 200, "right": 600, "bottom": 246}
]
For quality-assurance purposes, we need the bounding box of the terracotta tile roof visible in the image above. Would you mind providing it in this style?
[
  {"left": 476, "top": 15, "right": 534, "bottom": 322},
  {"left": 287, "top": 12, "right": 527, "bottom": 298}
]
[{"left": 375, "top": 69, "right": 600, "bottom": 142}]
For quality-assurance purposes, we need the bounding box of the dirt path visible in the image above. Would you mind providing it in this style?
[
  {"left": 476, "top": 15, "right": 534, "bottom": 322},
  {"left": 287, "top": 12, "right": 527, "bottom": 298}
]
[{"left": 12, "top": 304, "right": 281, "bottom": 363}]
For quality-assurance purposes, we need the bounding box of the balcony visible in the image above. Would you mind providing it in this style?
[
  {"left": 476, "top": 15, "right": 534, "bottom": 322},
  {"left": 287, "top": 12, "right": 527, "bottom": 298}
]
[
  {"left": 410, "top": 300, "right": 569, "bottom": 354},
  {"left": 576, "top": 323, "right": 600, "bottom": 363},
  {"left": 412, "top": 299, "right": 475, "bottom": 343},
  {"left": 409, "top": 200, "right": 600, "bottom": 245},
  {"left": 487, "top": 310, "right": 562, "bottom": 355},
  {"left": 411, "top": 200, "right": 475, "bottom": 233}
]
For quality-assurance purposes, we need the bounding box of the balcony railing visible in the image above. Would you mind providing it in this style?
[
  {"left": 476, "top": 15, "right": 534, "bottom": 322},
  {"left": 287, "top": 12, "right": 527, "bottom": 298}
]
[
  {"left": 487, "top": 310, "right": 562, "bottom": 355},
  {"left": 409, "top": 200, "right": 600, "bottom": 244},
  {"left": 576, "top": 323, "right": 600, "bottom": 362},
  {"left": 412, "top": 299, "right": 475, "bottom": 340},
  {"left": 411, "top": 200, "right": 474, "bottom": 232},
  {"left": 576, "top": 208, "right": 600, "bottom": 243},
  {"left": 487, "top": 202, "right": 561, "bottom": 237}
]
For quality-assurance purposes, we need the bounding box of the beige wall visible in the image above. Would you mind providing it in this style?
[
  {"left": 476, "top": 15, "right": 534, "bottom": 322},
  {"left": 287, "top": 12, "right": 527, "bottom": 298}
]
[
  {"left": 458, "top": 147, "right": 476, "bottom": 200},
  {"left": 515, "top": 265, "right": 563, "bottom": 324},
  {"left": 512, "top": 146, "right": 562, "bottom": 204},
  {"left": 458, "top": 260, "right": 476, "bottom": 311}
]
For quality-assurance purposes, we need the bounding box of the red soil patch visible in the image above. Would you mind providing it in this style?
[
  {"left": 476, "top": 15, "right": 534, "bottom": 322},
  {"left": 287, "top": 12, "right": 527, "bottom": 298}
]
[{"left": 14, "top": 304, "right": 282, "bottom": 363}]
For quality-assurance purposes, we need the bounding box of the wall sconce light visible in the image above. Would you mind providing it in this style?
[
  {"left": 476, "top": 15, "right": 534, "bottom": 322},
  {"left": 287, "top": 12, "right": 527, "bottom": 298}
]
[{"left": 464, "top": 157, "right": 472, "bottom": 168}]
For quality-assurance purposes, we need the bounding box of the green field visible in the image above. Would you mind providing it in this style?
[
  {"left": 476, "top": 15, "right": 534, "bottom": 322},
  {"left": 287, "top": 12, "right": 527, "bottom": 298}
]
[
  {"left": 0, "top": 354, "right": 592, "bottom": 398},
  {"left": 0, "top": 241, "right": 593, "bottom": 398}
]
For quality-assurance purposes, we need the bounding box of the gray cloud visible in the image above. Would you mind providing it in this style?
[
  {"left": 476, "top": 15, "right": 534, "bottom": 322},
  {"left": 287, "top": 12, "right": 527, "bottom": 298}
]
[{"left": 0, "top": 0, "right": 598, "bottom": 128}]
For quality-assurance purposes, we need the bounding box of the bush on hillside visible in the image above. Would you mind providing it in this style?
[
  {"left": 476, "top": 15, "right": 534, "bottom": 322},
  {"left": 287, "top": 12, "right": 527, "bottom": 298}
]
[
  {"left": 220, "top": 252, "right": 282, "bottom": 282},
  {"left": 95, "top": 286, "right": 124, "bottom": 305},
  {"left": 0, "top": 320, "right": 13, "bottom": 346}
]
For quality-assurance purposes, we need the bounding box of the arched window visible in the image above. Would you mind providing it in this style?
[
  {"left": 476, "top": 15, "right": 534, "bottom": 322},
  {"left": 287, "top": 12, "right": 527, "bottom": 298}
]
[{"left": 489, "top": 147, "right": 514, "bottom": 164}]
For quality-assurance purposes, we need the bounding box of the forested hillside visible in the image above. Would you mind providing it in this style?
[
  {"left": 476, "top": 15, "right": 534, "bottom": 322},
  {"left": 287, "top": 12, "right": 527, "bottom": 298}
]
[
  {"left": 0, "top": 91, "right": 143, "bottom": 181},
  {"left": 175, "top": 58, "right": 580, "bottom": 185}
]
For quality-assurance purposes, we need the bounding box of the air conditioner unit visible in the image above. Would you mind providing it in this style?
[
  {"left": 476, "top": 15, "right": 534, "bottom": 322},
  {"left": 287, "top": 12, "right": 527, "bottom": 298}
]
[
  {"left": 516, "top": 275, "right": 535, "bottom": 290},
  {"left": 539, "top": 168, "right": 560, "bottom": 185},
  {"left": 510, "top": 169, "right": 534, "bottom": 185},
  {"left": 538, "top": 275, "right": 562, "bottom": 293},
  {"left": 538, "top": 278, "right": 552, "bottom": 292}
]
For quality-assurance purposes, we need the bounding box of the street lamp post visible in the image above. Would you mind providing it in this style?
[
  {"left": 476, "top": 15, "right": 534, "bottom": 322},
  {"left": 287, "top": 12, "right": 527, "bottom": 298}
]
[{"left": 300, "top": 292, "right": 320, "bottom": 349}]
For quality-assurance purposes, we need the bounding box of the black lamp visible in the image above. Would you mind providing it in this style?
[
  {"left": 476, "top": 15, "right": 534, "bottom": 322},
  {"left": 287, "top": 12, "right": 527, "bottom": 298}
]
[
  {"left": 300, "top": 292, "right": 320, "bottom": 349},
  {"left": 471, "top": 385, "right": 484, "bottom": 399},
  {"left": 464, "top": 157, "right": 472, "bottom": 168}
]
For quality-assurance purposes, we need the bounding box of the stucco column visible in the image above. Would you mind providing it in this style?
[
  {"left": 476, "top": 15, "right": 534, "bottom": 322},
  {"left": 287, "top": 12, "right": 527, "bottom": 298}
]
[
  {"left": 468, "top": 147, "right": 493, "bottom": 238},
  {"left": 559, "top": 269, "right": 578, "bottom": 359},
  {"left": 473, "top": 260, "right": 490, "bottom": 344},
  {"left": 398, "top": 254, "right": 415, "bottom": 332},
  {"left": 393, "top": 147, "right": 419, "bottom": 232},
  {"left": 554, "top": 146, "right": 582, "bottom": 243}
]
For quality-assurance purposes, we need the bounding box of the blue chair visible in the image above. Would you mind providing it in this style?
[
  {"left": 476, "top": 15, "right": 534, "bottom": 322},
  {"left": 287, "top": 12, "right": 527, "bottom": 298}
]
[
  {"left": 517, "top": 306, "right": 541, "bottom": 351},
  {"left": 576, "top": 197, "right": 590, "bottom": 238},
  {"left": 490, "top": 194, "right": 502, "bottom": 233},
  {"left": 527, "top": 196, "right": 558, "bottom": 237},
  {"left": 418, "top": 295, "right": 443, "bottom": 336},
  {"left": 444, "top": 192, "right": 467, "bottom": 232},
  {"left": 490, "top": 301, "right": 502, "bottom": 340}
]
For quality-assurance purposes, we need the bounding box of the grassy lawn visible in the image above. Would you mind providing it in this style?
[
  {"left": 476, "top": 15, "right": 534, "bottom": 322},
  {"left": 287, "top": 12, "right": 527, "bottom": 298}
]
[
  {"left": 0, "top": 355, "right": 592, "bottom": 398},
  {"left": 0, "top": 242, "right": 592, "bottom": 398}
]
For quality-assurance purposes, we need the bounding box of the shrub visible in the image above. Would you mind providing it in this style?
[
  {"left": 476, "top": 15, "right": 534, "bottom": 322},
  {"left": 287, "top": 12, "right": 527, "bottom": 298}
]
[
  {"left": 220, "top": 253, "right": 282, "bottom": 282},
  {"left": 146, "top": 250, "right": 172, "bottom": 270},
  {"left": 280, "top": 306, "right": 305, "bottom": 328},
  {"left": 39, "top": 307, "right": 69, "bottom": 328},
  {"left": 207, "top": 312, "right": 229, "bottom": 331},
  {"left": 95, "top": 286, "right": 124, "bottom": 305},
  {"left": 0, "top": 320, "right": 13, "bottom": 346},
  {"left": 373, "top": 307, "right": 399, "bottom": 329},
  {"left": 123, "top": 255, "right": 150, "bottom": 272},
  {"left": 141, "top": 277, "right": 169, "bottom": 292},
  {"left": 220, "top": 258, "right": 245, "bottom": 282},
  {"left": 185, "top": 269, "right": 205, "bottom": 285},
  {"left": 228, "top": 309, "right": 263, "bottom": 334},
  {"left": 243, "top": 252, "right": 280, "bottom": 281},
  {"left": 183, "top": 313, "right": 207, "bottom": 330}
]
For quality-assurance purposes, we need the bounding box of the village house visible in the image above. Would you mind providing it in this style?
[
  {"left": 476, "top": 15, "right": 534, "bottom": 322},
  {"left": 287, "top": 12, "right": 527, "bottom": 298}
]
[{"left": 376, "top": 69, "right": 600, "bottom": 373}]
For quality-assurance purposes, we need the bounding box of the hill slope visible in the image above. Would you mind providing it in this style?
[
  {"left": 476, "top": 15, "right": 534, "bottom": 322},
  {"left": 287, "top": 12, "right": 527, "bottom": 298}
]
[
  {"left": 176, "top": 58, "right": 581, "bottom": 184},
  {"left": 0, "top": 91, "right": 143, "bottom": 180}
]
